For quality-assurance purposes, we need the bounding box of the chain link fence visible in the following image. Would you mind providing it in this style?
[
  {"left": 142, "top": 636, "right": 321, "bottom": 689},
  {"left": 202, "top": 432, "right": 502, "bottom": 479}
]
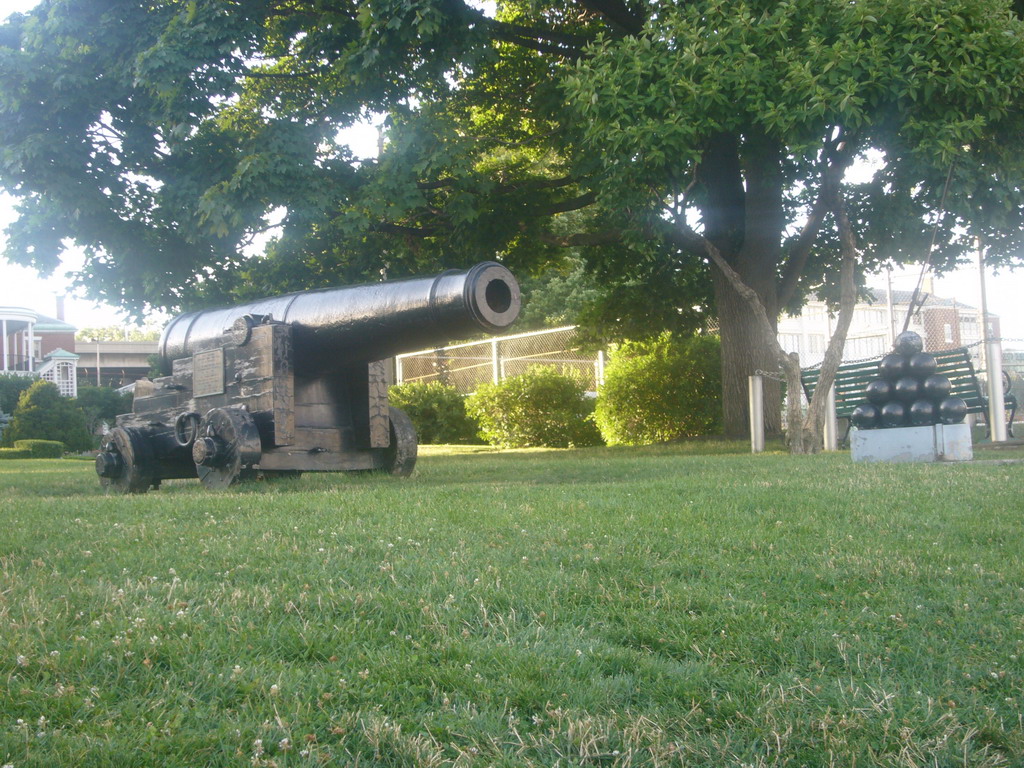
[{"left": 395, "top": 326, "right": 606, "bottom": 394}]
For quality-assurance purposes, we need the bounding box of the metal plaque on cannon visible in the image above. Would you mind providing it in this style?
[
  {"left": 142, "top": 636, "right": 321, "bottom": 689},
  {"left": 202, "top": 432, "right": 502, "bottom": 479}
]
[{"left": 192, "top": 348, "right": 225, "bottom": 397}]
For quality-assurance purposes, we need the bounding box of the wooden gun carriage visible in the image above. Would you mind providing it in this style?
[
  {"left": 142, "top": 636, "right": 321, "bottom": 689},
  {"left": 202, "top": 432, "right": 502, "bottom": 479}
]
[{"left": 95, "top": 262, "right": 520, "bottom": 492}]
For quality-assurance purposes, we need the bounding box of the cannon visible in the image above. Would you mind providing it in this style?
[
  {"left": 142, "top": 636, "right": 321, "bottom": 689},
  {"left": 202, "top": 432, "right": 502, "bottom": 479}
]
[{"left": 95, "top": 262, "right": 520, "bottom": 492}]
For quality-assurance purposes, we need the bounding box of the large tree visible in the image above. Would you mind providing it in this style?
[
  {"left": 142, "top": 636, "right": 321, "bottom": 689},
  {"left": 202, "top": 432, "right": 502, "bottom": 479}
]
[{"left": 3, "top": 0, "right": 1024, "bottom": 437}]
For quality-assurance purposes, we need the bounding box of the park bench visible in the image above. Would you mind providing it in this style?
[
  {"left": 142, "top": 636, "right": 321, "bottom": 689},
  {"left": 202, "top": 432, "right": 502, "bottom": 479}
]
[{"left": 801, "top": 346, "right": 1016, "bottom": 445}]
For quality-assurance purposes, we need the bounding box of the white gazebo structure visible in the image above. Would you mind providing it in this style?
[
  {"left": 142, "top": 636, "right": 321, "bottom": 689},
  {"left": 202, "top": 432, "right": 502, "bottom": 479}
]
[
  {"left": 1, "top": 305, "right": 37, "bottom": 373},
  {"left": 39, "top": 348, "right": 80, "bottom": 398}
]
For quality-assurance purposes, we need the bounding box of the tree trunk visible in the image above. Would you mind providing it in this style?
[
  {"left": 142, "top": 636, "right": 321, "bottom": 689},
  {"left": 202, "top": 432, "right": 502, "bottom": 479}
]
[
  {"left": 705, "top": 130, "right": 786, "bottom": 438},
  {"left": 714, "top": 267, "right": 782, "bottom": 437}
]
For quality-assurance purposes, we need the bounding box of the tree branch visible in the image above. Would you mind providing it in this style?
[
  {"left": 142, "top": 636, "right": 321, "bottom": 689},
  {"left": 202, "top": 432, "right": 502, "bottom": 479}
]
[
  {"left": 244, "top": 69, "right": 325, "bottom": 79},
  {"left": 777, "top": 130, "right": 856, "bottom": 307},
  {"left": 539, "top": 229, "right": 621, "bottom": 247},
  {"left": 578, "top": 0, "right": 646, "bottom": 36},
  {"left": 459, "top": 2, "right": 593, "bottom": 57},
  {"left": 545, "top": 190, "right": 597, "bottom": 215},
  {"left": 371, "top": 222, "right": 441, "bottom": 238}
]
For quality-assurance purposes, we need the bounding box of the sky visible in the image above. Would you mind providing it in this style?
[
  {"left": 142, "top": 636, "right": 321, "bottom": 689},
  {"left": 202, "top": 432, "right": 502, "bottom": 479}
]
[{"left": 2, "top": 0, "right": 1024, "bottom": 346}]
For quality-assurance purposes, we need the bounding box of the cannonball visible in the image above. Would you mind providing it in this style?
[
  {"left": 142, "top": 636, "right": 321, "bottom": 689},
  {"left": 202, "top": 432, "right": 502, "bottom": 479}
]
[
  {"left": 880, "top": 401, "right": 907, "bottom": 428},
  {"left": 907, "top": 352, "right": 937, "bottom": 379},
  {"left": 851, "top": 403, "right": 881, "bottom": 430},
  {"left": 908, "top": 399, "right": 936, "bottom": 426},
  {"left": 893, "top": 330, "right": 924, "bottom": 357},
  {"left": 922, "top": 374, "right": 952, "bottom": 402},
  {"left": 938, "top": 396, "right": 968, "bottom": 425},
  {"left": 879, "top": 353, "right": 908, "bottom": 381},
  {"left": 865, "top": 379, "right": 892, "bottom": 406},
  {"left": 893, "top": 376, "right": 921, "bottom": 403}
]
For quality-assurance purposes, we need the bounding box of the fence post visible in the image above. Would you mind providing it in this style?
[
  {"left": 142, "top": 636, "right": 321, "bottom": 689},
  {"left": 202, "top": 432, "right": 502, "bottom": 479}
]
[
  {"left": 395, "top": 355, "right": 404, "bottom": 385},
  {"left": 491, "top": 339, "right": 501, "bottom": 385},
  {"left": 823, "top": 383, "right": 838, "bottom": 451},
  {"left": 596, "top": 349, "right": 606, "bottom": 391},
  {"left": 749, "top": 374, "right": 765, "bottom": 453}
]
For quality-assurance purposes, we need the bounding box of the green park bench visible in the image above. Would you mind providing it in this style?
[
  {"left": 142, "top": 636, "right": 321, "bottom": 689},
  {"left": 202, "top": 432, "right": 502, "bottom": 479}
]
[{"left": 801, "top": 346, "right": 1017, "bottom": 445}]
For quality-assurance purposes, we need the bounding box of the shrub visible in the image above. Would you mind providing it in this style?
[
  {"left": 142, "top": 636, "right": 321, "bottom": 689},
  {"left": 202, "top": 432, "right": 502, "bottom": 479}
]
[
  {"left": 0, "top": 373, "right": 36, "bottom": 414},
  {"left": 0, "top": 448, "right": 31, "bottom": 459},
  {"left": 388, "top": 381, "right": 481, "bottom": 444},
  {"left": 75, "top": 386, "right": 133, "bottom": 435},
  {"left": 465, "top": 366, "right": 603, "bottom": 448},
  {"left": 595, "top": 332, "right": 722, "bottom": 445},
  {"left": 1, "top": 380, "right": 94, "bottom": 452},
  {"left": 14, "top": 439, "right": 66, "bottom": 458}
]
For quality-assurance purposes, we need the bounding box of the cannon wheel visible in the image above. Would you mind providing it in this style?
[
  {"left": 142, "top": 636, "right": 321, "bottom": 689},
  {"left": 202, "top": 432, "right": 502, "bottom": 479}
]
[
  {"left": 382, "top": 406, "right": 417, "bottom": 477},
  {"left": 193, "top": 407, "right": 262, "bottom": 490},
  {"left": 97, "top": 426, "right": 157, "bottom": 494}
]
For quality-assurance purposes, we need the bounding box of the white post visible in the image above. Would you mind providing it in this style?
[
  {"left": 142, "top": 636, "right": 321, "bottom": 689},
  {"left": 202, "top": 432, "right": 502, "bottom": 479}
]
[
  {"left": 977, "top": 239, "right": 1007, "bottom": 442},
  {"left": 596, "top": 349, "right": 606, "bottom": 390},
  {"left": 749, "top": 374, "right": 765, "bottom": 453},
  {"left": 25, "top": 321, "right": 34, "bottom": 372},
  {"left": 395, "top": 355, "right": 404, "bottom": 385},
  {"left": 823, "top": 384, "right": 838, "bottom": 451},
  {"left": 491, "top": 339, "right": 500, "bottom": 385},
  {"left": 987, "top": 338, "right": 1008, "bottom": 443},
  {"left": 1, "top": 319, "right": 7, "bottom": 372}
]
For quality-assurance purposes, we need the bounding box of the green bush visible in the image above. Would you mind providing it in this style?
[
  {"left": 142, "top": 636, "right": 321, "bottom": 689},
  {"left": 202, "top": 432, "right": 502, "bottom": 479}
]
[
  {"left": 14, "top": 439, "right": 66, "bottom": 458},
  {"left": 75, "top": 386, "right": 134, "bottom": 435},
  {"left": 0, "top": 373, "right": 36, "bottom": 414},
  {"left": 0, "top": 448, "right": 31, "bottom": 459},
  {"left": 595, "top": 332, "right": 722, "bottom": 445},
  {"left": 388, "top": 381, "right": 481, "bottom": 444},
  {"left": 1, "top": 380, "right": 94, "bottom": 452},
  {"left": 465, "top": 366, "right": 603, "bottom": 448}
]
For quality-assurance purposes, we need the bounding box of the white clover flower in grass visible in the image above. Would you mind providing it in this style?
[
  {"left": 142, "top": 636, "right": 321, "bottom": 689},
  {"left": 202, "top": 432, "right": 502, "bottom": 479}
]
[
  {"left": 16, "top": 655, "right": 29, "bottom": 667},
  {"left": 269, "top": 684, "right": 280, "bottom": 696}
]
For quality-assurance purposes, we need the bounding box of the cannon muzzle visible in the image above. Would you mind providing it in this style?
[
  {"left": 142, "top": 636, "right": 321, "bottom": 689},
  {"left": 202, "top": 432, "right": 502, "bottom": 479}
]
[{"left": 158, "top": 261, "right": 520, "bottom": 374}]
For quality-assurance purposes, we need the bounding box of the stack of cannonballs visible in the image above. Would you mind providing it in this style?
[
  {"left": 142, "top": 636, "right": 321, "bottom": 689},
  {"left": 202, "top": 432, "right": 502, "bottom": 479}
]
[{"left": 851, "top": 331, "right": 968, "bottom": 430}]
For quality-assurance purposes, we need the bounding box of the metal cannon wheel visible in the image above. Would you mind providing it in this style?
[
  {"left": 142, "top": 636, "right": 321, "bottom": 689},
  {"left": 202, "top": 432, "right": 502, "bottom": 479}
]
[
  {"left": 96, "top": 426, "right": 157, "bottom": 494},
  {"left": 192, "top": 407, "right": 262, "bottom": 490}
]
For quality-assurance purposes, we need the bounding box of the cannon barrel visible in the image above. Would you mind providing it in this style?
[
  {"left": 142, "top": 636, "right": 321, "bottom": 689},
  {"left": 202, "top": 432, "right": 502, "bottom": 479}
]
[{"left": 158, "top": 261, "right": 520, "bottom": 373}]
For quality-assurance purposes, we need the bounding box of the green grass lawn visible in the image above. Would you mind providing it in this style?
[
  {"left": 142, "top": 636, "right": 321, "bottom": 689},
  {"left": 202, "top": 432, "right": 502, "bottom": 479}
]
[{"left": 1, "top": 443, "right": 1022, "bottom": 767}]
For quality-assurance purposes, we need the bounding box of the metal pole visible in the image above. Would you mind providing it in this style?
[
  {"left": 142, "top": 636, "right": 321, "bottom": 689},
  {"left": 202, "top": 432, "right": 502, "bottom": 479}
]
[
  {"left": 749, "top": 374, "right": 765, "bottom": 453},
  {"left": 1, "top": 319, "right": 7, "bottom": 372},
  {"left": 977, "top": 240, "right": 1007, "bottom": 442},
  {"left": 95, "top": 339, "right": 101, "bottom": 386},
  {"left": 885, "top": 267, "right": 896, "bottom": 347},
  {"left": 491, "top": 339, "right": 500, "bottom": 385},
  {"left": 823, "top": 384, "right": 838, "bottom": 451}
]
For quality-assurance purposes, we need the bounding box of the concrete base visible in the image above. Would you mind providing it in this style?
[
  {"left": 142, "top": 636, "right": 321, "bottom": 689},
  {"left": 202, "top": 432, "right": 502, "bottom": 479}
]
[{"left": 851, "top": 423, "right": 973, "bottom": 463}]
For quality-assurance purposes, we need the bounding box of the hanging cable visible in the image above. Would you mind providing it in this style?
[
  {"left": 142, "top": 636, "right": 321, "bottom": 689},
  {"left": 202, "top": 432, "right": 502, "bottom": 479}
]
[{"left": 900, "top": 161, "right": 956, "bottom": 335}]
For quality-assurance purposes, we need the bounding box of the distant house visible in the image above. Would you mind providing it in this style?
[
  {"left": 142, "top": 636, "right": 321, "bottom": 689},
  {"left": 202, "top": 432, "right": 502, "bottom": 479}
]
[
  {"left": 1, "top": 305, "right": 81, "bottom": 397},
  {"left": 1, "top": 301, "right": 156, "bottom": 397},
  {"left": 777, "top": 282, "right": 996, "bottom": 369}
]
